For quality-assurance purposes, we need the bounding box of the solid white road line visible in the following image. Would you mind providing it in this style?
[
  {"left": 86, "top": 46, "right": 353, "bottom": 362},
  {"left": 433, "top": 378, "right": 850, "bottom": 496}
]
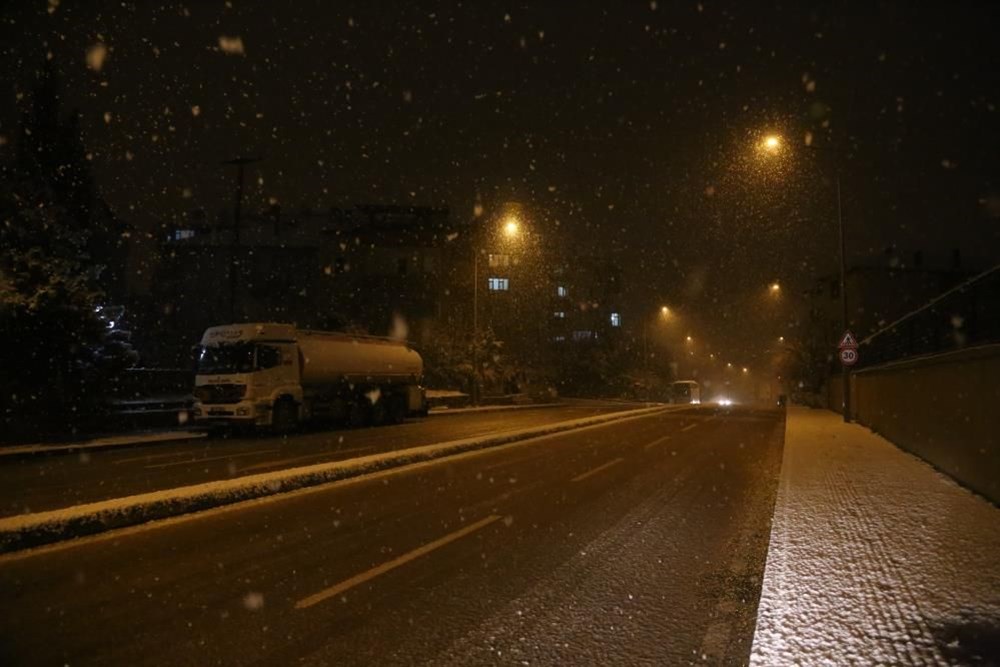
[
  {"left": 643, "top": 435, "right": 672, "bottom": 451},
  {"left": 295, "top": 514, "right": 502, "bottom": 609},
  {"left": 571, "top": 457, "right": 625, "bottom": 483},
  {"left": 143, "top": 449, "right": 279, "bottom": 469},
  {"left": 681, "top": 423, "right": 698, "bottom": 432}
]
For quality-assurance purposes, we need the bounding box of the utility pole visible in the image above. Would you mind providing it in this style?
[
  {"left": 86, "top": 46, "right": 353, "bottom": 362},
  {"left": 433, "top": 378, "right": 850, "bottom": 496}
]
[
  {"left": 836, "top": 173, "right": 851, "bottom": 423},
  {"left": 221, "top": 156, "right": 261, "bottom": 322}
]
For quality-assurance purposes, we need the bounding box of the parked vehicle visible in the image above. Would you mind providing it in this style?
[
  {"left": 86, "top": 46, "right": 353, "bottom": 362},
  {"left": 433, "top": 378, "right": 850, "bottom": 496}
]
[{"left": 192, "top": 323, "right": 427, "bottom": 431}]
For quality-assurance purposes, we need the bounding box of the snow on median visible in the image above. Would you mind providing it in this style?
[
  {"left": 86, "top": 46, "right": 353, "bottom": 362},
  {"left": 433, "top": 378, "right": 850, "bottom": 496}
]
[
  {"left": 750, "top": 407, "right": 1000, "bottom": 666},
  {"left": 0, "top": 406, "right": 666, "bottom": 554}
]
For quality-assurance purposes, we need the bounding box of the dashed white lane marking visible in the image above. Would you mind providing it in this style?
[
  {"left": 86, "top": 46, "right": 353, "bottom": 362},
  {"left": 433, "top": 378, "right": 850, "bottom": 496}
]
[
  {"left": 295, "top": 514, "right": 502, "bottom": 609},
  {"left": 681, "top": 423, "right": 698, "bottom": 432},
  {"left": 143, "top": 449, "right": 279, "bottom": 469},
  {"left": 698, "top": 620, "right": 732, "bottom": 662},
  {"left": 643, "top": 435, "right": 672, "bottom": 450},
  {"left": 570, "top": 457, "right": 625, "bottom": 483},
  {"left": 114, "top": 449, "right": 206, "bottom": 464}
]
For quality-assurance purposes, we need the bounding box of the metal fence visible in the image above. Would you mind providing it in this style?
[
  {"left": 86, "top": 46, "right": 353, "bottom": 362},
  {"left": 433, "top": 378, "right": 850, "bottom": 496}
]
[{"left": 858, "top": 263, "right": 1000, "bottom": 367}]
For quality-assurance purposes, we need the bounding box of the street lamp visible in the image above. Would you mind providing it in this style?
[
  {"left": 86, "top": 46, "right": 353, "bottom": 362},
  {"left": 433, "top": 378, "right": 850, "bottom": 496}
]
[
  {"left": 472, "top": 212, "right": 526, "bottom": 405},
  {"left": 770, "top": 282, "right": 781, "bottom": 293},
  {"left": 641, "top": 305, "right": 677, "bottom": 402},
  {"left": 757, "top": 133, "right": 851, "bottom": 422}
]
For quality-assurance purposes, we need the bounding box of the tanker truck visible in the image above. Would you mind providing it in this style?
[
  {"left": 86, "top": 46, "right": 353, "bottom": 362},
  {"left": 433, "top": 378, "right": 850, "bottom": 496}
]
[{"left": 192, "top": 323, "right": 427, "bottom": 431}]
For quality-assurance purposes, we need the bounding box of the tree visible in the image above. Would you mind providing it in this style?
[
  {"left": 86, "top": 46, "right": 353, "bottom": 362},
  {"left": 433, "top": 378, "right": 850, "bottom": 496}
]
[
  {"left": 0, "top": 176, "right": 136, "bottom": 436},
  {"left": 15, "top": 61, "right": 128, "bottom": 298}
]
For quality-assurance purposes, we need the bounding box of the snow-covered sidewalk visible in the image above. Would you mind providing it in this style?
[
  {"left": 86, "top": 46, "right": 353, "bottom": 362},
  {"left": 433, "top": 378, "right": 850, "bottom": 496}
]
[{"left": 751, "top": 407, "right": 1000, "bottom": 665}]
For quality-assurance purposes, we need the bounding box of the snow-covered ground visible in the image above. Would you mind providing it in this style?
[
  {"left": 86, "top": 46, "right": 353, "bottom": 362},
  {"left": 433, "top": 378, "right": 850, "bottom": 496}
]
[{"left": 751, "top": 407, "right": 1000, "bottom": 665}]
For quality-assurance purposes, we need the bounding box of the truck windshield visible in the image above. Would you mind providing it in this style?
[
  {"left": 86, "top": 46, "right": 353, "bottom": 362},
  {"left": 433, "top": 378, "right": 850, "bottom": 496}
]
[{"left": 196, "top": 343, "right": 255, "bottom": 375}]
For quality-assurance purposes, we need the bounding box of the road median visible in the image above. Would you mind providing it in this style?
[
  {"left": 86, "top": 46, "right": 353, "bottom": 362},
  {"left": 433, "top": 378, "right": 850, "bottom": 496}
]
[{"left": 0, "top": 405, "right": 667, "bottom": 554}]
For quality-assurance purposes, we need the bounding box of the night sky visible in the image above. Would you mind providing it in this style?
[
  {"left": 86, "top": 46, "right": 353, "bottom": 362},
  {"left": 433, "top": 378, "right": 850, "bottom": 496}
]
[{"left": 2, "top": 1, "right": 999, "bottom": 363}]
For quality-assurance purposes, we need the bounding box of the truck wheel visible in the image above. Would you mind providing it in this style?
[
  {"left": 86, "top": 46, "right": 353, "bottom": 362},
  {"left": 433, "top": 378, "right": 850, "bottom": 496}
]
[
  {"left": 388, "top": 396, "right": 407, "bottom": 424},
  {"left": 273, "top": 398, "right": 299, "bottom": 434},
  {"left": 370, "top": 399, "right": 388, "bottom": 427},
  {"left": 347, "top": 401, "right": 369, "bottom": 428}
]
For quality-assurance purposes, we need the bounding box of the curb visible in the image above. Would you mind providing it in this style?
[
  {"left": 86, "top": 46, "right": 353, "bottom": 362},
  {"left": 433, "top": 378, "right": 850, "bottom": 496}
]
[
  {"left": 427, "top": 402, "right": 565, "bottom": 416},
  {"left": 0, "top": 406, "right": 667, "bottom": 554}
]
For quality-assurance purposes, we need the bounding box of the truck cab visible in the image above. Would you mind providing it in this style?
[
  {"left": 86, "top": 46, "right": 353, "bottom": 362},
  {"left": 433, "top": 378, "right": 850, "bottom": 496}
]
[{"left": 192, "top": 324, "right": 301, "bottom": 428}]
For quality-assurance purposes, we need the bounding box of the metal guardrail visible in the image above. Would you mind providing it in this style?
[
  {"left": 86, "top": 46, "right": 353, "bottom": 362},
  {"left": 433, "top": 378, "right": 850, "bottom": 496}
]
[{"left": 858, "top": 263, "right": 1000, "bottom": 367}]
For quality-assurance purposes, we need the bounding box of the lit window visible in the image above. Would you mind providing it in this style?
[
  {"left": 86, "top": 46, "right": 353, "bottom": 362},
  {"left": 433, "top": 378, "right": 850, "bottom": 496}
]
[
  {"left": 572, "top": 330, "right": 595, "bottom": 341},
  {"left": 488, "top": 253, "right": 510, "bottom": 268},
  {"left": 553, "top": 335, "right": 566, "bottom": 342},
  {"left": 557, "top": 285, "right": 568, "bottom": 297},
  {"left": 488, "top": 277, "right": 509, "bottom": 291},
  {"left": 173, "top": 229, "right": 195, "bottom": 240},
  {"left": 610, "top": 312, "right": 622, "bottom": 327},
  {"left": 553, "top": 311, "right": 566, "bottom": 319}
]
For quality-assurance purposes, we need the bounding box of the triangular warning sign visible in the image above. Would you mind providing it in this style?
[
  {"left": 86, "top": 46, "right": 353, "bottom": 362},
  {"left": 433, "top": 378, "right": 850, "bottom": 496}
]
[{"left": 838, "top": 330, "right": 858, "bottom": 349}]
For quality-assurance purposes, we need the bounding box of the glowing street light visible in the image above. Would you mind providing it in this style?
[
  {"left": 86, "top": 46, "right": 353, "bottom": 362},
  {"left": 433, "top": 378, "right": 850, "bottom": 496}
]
[
  {"left": 760, "top": 134, "right": 782, "bottom": 154},
  {"left": 742, "top": 367, "right": 749, "bottom": 374},
  {"left": 685, "top": 335, "right": 693, "bottom": 343},
  {"left": 770, "top": 282, "right": 781, "bottom": 293},
  {"left": 778, "top": 336, "right": 785, "bottom": 342},
  {"left": 660, "top": 305, "right": 671, "bottom": 317},
  {"left": 502, "top": 216, "right": 520, "bottom": 238}
]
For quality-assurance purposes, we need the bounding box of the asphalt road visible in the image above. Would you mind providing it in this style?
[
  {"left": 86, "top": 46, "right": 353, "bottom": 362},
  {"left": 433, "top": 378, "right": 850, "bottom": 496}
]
[
  {"left": 0, "top": 401, "right": 636, "bottom": 516},
  {"left": 0, "top": 404, "right": 785, "bottom": 666}
]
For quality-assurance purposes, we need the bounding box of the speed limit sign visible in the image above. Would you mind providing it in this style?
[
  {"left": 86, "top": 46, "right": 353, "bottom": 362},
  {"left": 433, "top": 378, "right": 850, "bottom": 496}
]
[{"left": 839, "top": 347, "right": 859, "bottom": 366}]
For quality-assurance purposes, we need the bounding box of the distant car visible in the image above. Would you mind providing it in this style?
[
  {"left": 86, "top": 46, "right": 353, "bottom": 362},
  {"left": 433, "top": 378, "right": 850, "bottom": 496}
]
[{"left": 776, "top": 394, "right": 787, "bottom": 407}]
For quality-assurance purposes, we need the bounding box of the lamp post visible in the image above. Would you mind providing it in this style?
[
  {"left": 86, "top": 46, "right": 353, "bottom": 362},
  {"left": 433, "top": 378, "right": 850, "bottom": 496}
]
[
  {"left": 641, "top": 306, "right": 673, "bottom": 402},
  {"left": 759, "top": 134, "right": 851, "bottom": 423},
  {"left": 471, "top": 213, "right": 522, "bottom": 405}
]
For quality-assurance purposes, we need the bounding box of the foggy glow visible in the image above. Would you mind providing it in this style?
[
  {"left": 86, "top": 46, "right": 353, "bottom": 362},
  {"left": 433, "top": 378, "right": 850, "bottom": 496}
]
[{"left": 502, "top": 217, "right": 520, "bottom": 238}]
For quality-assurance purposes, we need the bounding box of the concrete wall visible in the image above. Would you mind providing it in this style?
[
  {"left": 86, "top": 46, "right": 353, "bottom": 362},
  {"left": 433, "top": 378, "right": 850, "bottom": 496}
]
[{"left": 828, "top": 345, "right": 1000, "bottom": 504}]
